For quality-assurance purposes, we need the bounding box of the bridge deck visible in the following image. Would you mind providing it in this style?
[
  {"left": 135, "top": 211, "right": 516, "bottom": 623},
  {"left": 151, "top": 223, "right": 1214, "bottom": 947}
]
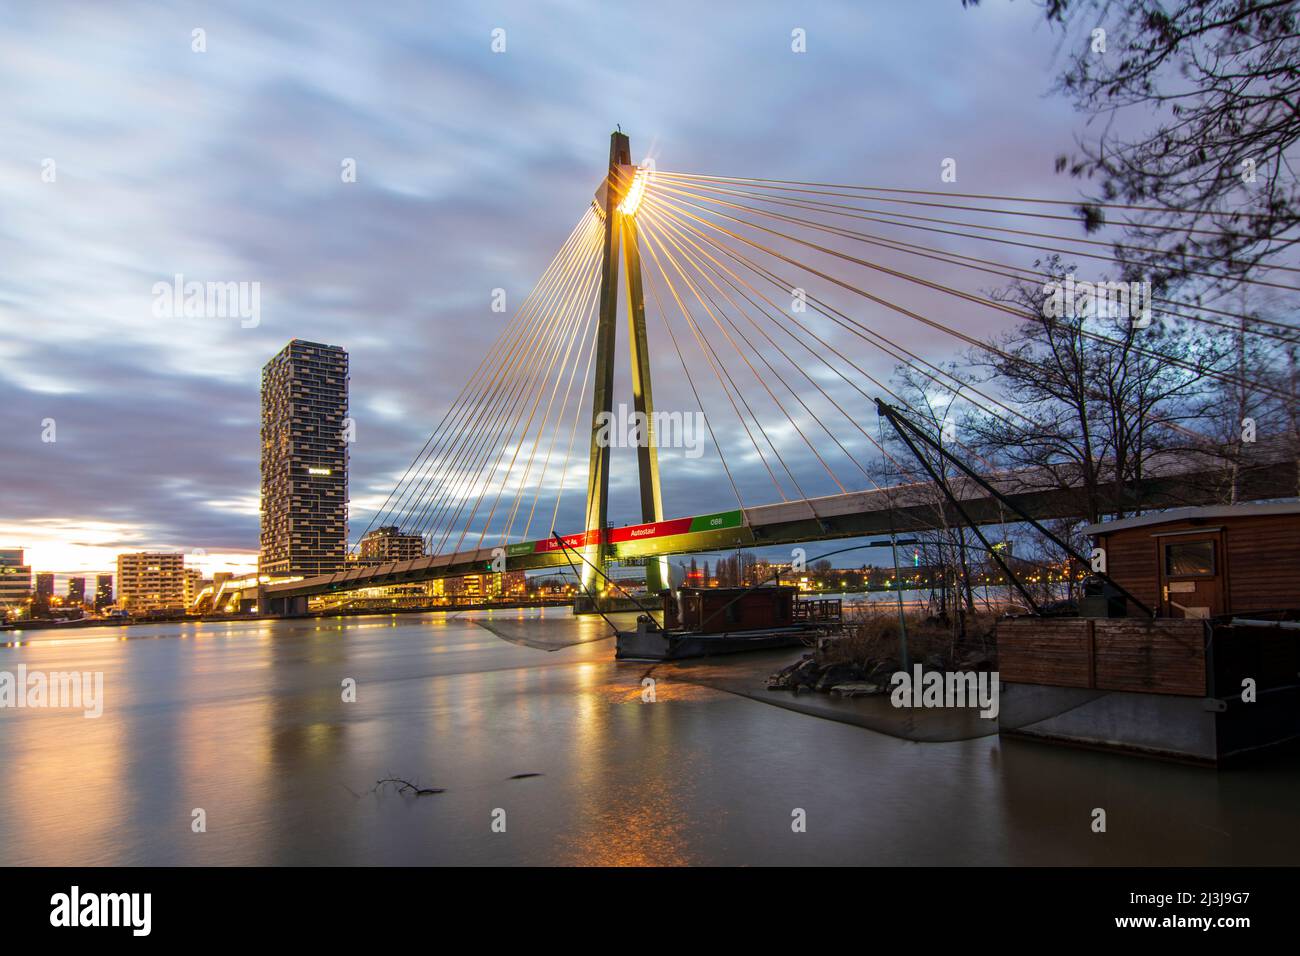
[{"left": 261, "top": 449, "right": 1295, "bottom": 602}]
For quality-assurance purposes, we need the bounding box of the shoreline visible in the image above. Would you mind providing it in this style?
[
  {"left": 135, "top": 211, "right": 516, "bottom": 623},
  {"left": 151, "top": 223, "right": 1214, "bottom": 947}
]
[{"left": 0, "top": 598, "right": 575, "bottom": 634}]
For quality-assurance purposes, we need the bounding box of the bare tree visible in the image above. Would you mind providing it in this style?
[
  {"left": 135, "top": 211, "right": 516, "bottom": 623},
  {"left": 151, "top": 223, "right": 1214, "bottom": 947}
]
[
  {"left": 966, "top": 0, "right": 1300, "bottom": 296},
  {"left": 966, "top": 260, "right": 1228, "bottom": 523}
]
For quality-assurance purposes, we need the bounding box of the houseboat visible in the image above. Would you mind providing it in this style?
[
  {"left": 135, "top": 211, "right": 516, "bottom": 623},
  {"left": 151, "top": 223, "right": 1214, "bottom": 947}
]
[
  {"left": 615, "top": 585, "right": 843, "bottom": 661},
  {"left": 997, "top": 502, "right": 1300, "bottom": 764}
]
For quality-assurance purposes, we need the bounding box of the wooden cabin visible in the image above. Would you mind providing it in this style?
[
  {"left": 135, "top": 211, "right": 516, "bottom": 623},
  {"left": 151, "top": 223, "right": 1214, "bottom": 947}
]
[
  {"left": 668, "top": 585, "right": 797, "bottom": 633},
  {"left": 1081, "top": 502, "right": 1300, "bottom": 619},
  {"left": 995, "top": 502, "right": 1300, "bottom": 764}
]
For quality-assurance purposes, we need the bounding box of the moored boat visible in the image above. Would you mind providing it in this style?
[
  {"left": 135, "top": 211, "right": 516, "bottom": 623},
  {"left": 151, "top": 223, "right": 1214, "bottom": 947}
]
[{"left": 615, "top": 585, "right": 843, "bottom": 661}]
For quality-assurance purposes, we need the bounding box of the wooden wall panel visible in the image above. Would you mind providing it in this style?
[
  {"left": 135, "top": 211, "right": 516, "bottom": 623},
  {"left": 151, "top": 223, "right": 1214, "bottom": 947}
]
[
  {"left": 997, "top": 619, "right": 1092, "bottom": 688},
  {"left": 1224, "top": 517, "right": 1300, "bottom": 613},
  {"left": 997, "top": 618, "right": 1206, "bottom": 696},
  {"left": 1101, "top": 532, "right": 1160, "bottom": 610},
  {"left": 1093, "top": 619, "right": 1206, "bottom": 696}
]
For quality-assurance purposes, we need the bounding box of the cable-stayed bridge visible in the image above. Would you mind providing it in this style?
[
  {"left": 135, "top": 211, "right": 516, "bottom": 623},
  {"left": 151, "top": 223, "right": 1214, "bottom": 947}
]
[{"left": 262, "top": 132, "right": 1298, "bottom": 613}]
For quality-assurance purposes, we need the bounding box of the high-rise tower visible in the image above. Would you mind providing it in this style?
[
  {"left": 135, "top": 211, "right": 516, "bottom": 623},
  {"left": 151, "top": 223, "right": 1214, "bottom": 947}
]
[{"left": 259, "top": 339, "right": 349, "bottom": 577}]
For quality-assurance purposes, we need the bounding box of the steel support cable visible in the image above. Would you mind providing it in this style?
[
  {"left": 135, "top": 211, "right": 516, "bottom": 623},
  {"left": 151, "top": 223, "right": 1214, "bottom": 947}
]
[
  {"left": 651, "top": 195, "right": 1230, "bottom": 500},
  {"left": 644, "top": 200, "right": 931, "bottom": 481},
  {"left": 639, "top": 215, "right": 799, "bottom": 502},
  {"left": 480, "top": 247, "right": 603, "bottom": 547},
  {"left": 651, "top": 191, "right": 1295, "bottom": 403},
  {"left": 427, "top": 237, "right": 604, "bottom": 553},
  {"left": 639, "top": 219, "right": 783, "bottom": 502},
  {"left": 639, "top": 214, "right": 784, "bottom": 504},
  {"left": 640, "top": 214, "right": 816, "bottom": 501},
  {"left": 641, "top": 202, "right": 918, "bottom": 483},
  {"left": 646, "top": 195, "right": 1222, "bottom": 452},
  {"left": 655, "top": 176, "right": 1300, "bottom": 278},
  {"left": 487, "top": 263, "right": 599, "bottom": 548},
  {"left": 656, "top": 186, "right": 1086, "bottom": 503},
  {"left": 655, "top": 184, "right": 1300, "bottom": 357},
  {"left": 654, "top": 181, "right": 1300, "bottom": 339},
  {"left": 649, "top": 195, "right": 1262, "bottom": 450},
  {"left": 654, "top": 170, "right": 1289, "bottom": 222},
  {"left": 644, "top": 193, "right": 1017, "bottom": 430},
  {"left": 523, "top": 314, "right": 595, "bottom": 542},
  {"left": 467, "top": 241, "right": 606, "bottom": 549},
  {"left": 405, "top": 213, "right": 604, "bottom": 538},
  {"left": 640, "top": 245, "right": 746, "bottom": 512},
  {"left": 641, "top": 212, "right": 844, "bottom": 497},
  {"left": 655, "top": 184, "right": 1019, "bottom": 509},
  {"left": 514, "top": 274, "right": 602, "bottom": 542},
  {"left": 487, "top": 253, "right": 604, "bottom": 548},
  {"left": 446, "top": 238, "right": 606, "bottom": 553},
  {"left": 645, "top": 199, "right": 1020, "bottom": 485},
  {"left": 646, "top": 193, "right": 1216, "bottom": 461},
  {"left": 354, "top": 210, "right": 597, "bottom": 546},
  {"left": 642, "top": 192, "right": 1035, "bottom": 430},
  {"left": 390, "top": 212, "right": 602, "bottom": 540},
  {"left": 547, "top": 313, "right": 602, "bottom": 535},
  {"left": 656, "top": 180, "right": 1300, "bottom": 339},
  {"left": 657, "top": 172, "right": 1300, "bottom": 327},
  {"left": 643, "top": 205, "right": 866, "bottom": 492},
  {"left": 385, "top": 211, "right": 599, "bottom": 533},
  {"left": 404, "top": 221, "right": 602, "bottom": 549},
  {"left": 412, "top": 227, "right": 604, "bottom": 549}
]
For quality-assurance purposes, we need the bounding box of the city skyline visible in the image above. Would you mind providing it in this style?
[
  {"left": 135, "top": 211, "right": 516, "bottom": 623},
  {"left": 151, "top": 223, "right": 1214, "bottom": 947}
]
[{"left": 1, "top": 2, "right": 1086, "bottom": 579}]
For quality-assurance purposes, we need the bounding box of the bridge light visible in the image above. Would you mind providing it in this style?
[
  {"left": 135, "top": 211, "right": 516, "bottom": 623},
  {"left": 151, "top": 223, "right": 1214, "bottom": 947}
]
[{"left": 617, "top": 166, "right": 651, "bottom": 217}]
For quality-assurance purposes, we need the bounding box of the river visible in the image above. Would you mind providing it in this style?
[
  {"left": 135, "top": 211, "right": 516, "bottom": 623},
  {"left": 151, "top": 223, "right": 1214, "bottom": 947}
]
[{"left": 1, "top": 609, "right": 1297, "bottom": 866}]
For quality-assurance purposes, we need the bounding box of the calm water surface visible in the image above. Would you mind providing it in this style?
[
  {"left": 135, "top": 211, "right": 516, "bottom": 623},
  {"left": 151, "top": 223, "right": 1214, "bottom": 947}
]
[{"left": 1, "top": 609, "right": 1298, "bottom": 866}]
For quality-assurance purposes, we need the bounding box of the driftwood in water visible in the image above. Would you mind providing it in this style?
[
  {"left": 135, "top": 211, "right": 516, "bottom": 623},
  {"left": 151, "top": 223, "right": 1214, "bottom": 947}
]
[{"left": 373, "top": 776, "right": 445, "bottom": 796}]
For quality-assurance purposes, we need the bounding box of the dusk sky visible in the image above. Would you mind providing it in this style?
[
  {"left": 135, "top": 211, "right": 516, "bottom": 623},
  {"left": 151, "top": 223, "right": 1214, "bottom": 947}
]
[{"left": 0, "top": 0, "right": 1096, "bottom": 580}]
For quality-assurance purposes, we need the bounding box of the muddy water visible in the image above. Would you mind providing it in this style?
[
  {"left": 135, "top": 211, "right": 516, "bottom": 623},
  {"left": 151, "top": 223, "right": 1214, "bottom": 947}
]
[{"left": 1, "top": 609, "right": 1297, "bottom": 865}]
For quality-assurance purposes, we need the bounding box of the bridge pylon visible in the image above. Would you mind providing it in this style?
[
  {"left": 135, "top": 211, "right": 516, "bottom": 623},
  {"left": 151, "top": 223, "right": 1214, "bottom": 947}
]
[{"left": 580, "top": 130, "right": 668, "bottom": 599}]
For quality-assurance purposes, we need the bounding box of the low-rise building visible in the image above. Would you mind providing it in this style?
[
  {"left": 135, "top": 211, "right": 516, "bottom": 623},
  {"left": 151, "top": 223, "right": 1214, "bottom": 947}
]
[
  {"left": 183, "top": 567, "right": 206, "bottom": 609},
  {"left": 440, "top": 571, "right": 527, "bottom": 600},
  {"left": 0, "top": 549, "right": 32, "bottom": 610},
  {"left": 94, "top": 574, "right": 114, "bottom": 611},
  {"left": 116, "top": 552, "right": 187, "bottom": 613},
  {"left": 357, "top": 526, "right": 425, "bottom": 565}
]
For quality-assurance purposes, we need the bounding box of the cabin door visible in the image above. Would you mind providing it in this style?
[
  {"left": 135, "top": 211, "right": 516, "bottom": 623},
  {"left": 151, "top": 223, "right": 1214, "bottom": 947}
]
[{"left": 1158, "top": 532, "right": 1225, "bottom": 619}]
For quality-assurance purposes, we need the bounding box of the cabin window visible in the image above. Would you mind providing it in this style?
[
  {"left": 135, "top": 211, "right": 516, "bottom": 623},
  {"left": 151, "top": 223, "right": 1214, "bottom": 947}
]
[{"left": 1164, "top": 540, "right": 1215, "bottom": 578}]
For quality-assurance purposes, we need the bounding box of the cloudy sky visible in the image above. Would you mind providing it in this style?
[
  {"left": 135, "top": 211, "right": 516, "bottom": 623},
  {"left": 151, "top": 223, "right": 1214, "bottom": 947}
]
[{"left": 0, "top": 0, "right": 1095, "bottom": 581}]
